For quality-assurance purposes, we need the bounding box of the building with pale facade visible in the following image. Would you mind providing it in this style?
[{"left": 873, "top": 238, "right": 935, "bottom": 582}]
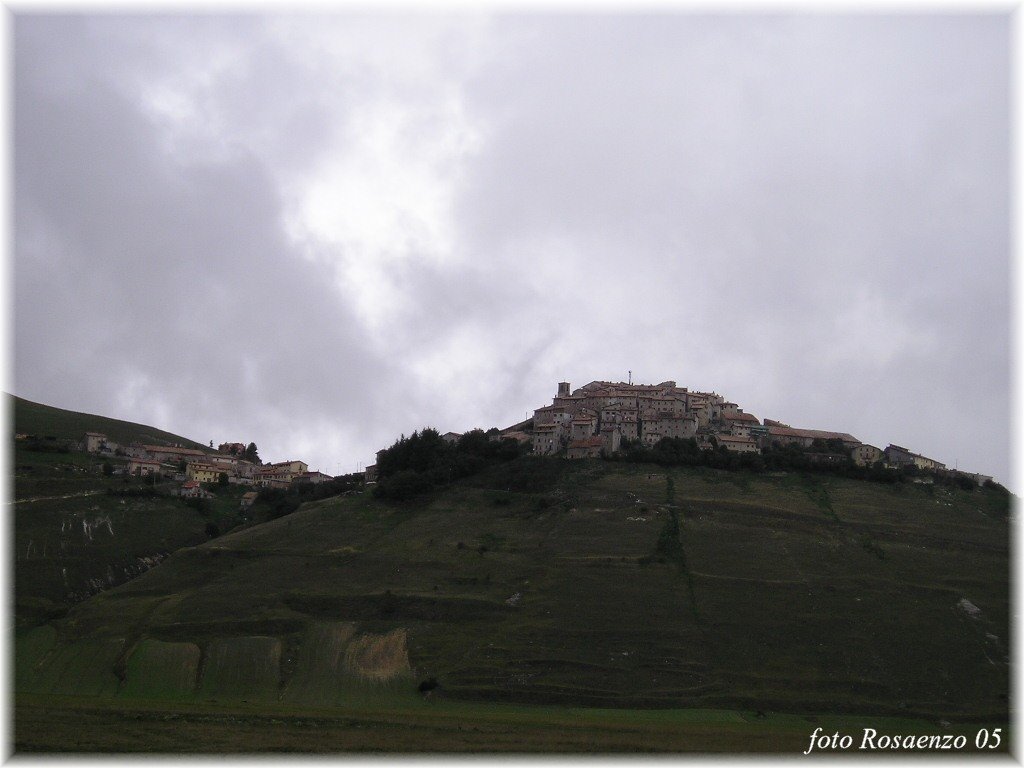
[{"left": 851, "top": 444, "right": 884, "bottom": 466}]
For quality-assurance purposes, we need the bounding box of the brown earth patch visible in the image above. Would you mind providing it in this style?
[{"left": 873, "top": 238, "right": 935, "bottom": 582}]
[{"left": 343, "top": 628, "right": 411, "bottom": 681}]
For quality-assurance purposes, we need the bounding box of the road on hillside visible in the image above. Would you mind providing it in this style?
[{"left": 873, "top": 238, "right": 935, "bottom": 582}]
[{"left": 8, "top": 490, "right": 105, "bottom": 505}]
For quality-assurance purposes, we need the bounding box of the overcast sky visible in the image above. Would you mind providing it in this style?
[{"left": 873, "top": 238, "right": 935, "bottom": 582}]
[{"left": 10, "top": 11, "right": 1011, "bottom": 485}]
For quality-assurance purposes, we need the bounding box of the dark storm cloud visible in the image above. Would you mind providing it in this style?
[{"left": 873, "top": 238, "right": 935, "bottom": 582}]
[
  {"left": 14, "top": 15, "right": 400, "bottom": 465},
  {"left": 450, "top": 13, "right": 1010, "bottom": 482},
  {"left": 11, "top": 12, "right": 1011, "bottom": 484}
]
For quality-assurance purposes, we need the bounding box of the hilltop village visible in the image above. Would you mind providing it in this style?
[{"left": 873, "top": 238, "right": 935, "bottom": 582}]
[
  {"left": 391, "top": 379, "right": 993, "bottom": 486},
  {"left": 63, "top": 378, "right": 993, "bottom": 493},
  {"left": 76, "top": 435, "right": 333, "bottom": 499}
]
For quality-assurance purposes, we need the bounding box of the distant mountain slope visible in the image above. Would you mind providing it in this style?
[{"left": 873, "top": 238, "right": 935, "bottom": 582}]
[
  {"left": 9, "top": 394, "right": 206, "bottom": 450},
  {"left": 20, "top": 459, "right": 1010, "bottom": 721}
]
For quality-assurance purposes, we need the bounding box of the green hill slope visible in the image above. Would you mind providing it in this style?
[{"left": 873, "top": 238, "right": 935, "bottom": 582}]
[
  {"left": 10, "top": 393, "right": 207, "bottom": 449},
  {"left": 18, "top": 459, "right": 1010, "bottom": 723}
]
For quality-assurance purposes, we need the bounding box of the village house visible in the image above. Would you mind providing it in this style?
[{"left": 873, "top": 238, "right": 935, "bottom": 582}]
[
  {"left": 765, "top": 425, "right": 860, "bottom": 450},
  {"left": 600, "top": 425, "right": 622, "bottom": 454},
  {"left": 642, "top": 412, "right": 697, "bottom": 445},
  {"left": 885, "top": 444, "right": 945, "bottom": 471},
  {"left": 253, "top": 460, "right": 311, "bottom": 488},
  {"left": 532, "top": 422, "right": 564, "bottom": 455},
  {"left": 295, "top": 470, "right": 334, "bottom": 484},
  {"left": 83, "top": 432, "right": 108, "bottom": 453},
  {"left": 178, "top": 480, "right": 213, "bottom": 499},
  {"left": 570, "top": 413, "right": 598, "bottom": 441},
  {"left": 185, "top": 462, "right": 224, "bottom": 485},
  {"left": 206, "top": 453, "right": 240, "bottom": 470},
  {"left": 716, "top": 435, "right": 759, "bottom": 453},
  {"left": 142, "top": 444, "right": 209, "bottom": 465},
  {"left": 240, "top": 491, "right": 259, "bottom": 509},
  {"left": 722, "top": 411, "right": 760, "bottom": 437},
  {"left": 127, "top": 457, "right": 162, "bottom": 477},
  {"left": 851, "top": 444, "right": 884, "bottom": 466},
  {"left": 566, "top": 436, "right": 604, "bottom": 459}
]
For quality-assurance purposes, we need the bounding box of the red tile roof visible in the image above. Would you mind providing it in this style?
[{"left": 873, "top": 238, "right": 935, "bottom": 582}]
[
  {"left": 568, "top": 437, "right": 604, "bottom": 448},
  {"left": 768, "top": 426, "right": 859, "bottom": 443},
  {"left": 724, "top": 412, "right": 761, "bottom": 424}
]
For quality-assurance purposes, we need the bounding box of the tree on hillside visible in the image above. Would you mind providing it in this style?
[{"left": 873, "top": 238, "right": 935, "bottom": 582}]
[
  {"left": 373, "top": 427, "right": 528, "bottom": 502},
  {"left": 243, "top": 442, "right": 261, "bottom": 464}
]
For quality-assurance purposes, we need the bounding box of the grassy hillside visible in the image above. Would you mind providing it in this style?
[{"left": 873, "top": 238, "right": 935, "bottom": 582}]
[
  {"left": 10, "top": 393, "right": 207, "bottom": 449},
  {"left": 12, "top": 444, "right": 254, "bottom": 627},
  {"left": 18, "top": 458, "right": 1010, "bottom": 734}
]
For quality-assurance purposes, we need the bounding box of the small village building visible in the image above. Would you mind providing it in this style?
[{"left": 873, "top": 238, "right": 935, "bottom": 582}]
[
  {"left": 618, "top": 412, "right": 639, "bottom": 441},
  {"left": 83, "top": 432, "right": 108, "bottom": 453},
  {"left": 532, "top": 423, "right": 563, "bottom": 455},
  {"left": 570, "top": 415, "right": 598, "bottom": 441},
  {"left": 912, "top": 454, "right": 945, "bottom": 471},
  {"left": 296, "top": 471, "right": 333, "bottom": 484},
  {"left": 186, "top": 462, "right": 224, "bottom": 485},
  {"left": 600, "top": 425, "right": 622, "bottom": 455},
  {"left": 767, "top": 426, "right": 860, "bottom": 450},
  {"left": 364, "top": 464, "right": 378, "bottom": 483},
  {"left": 441, "top": 432, "right": 462, "bottom": 444},
  {"left": 128, "top": 458, "right": 162, "bottom": 476},
  {"left": 884, "top": 444, "right": 914, "bottom": 467},
  {"left": 142, "top": 445, "right": 209, "bottom": 464},
  {"left": 851, "top": 444, "right": 884, "bottom": 466},
  {"left": 641, "top": 412, "right": 696, "bottom": 444},
  {"left": 717, "top": 435, "right": 759, "bottom": 453},
  {"left": 179, "top": 480, "right": 213, "bottom": 499},
  {"left": 253, "top": 460, "right": 309, "bottom": 486},
  {"left": 885, "top": 444, "right": 945, "bottom": 471},
  {"left": 566, "top": 436, "right": 604, "bottom": 459},
  {"left": 729, "top": 423, "right": 752, "bottom": 438},
  {"left": 723, "top": 411, "right": 760, "bottom": 432},
  {"left": 207, "top": 454, "right": 240, "bottom": 469},
  {"left": 273, "top": 460, "right": 309, "bottom": 477},
  {"left": 240, "top": 491, "right": 259, "bottom": 509}
]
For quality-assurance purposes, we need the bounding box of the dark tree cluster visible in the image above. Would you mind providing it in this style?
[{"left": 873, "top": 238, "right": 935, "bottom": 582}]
[
  {"left": 620, "top": 437, "right": 766, "bottom": 472},
  {"left": 257, "top": 472, "right": 364, "bottom": 520},
  {"left": 373, "top": 428, "right": 528, "bottom": 501},
  {"left": 617, "top": 435, "right": 1001, "bottom": 493}
]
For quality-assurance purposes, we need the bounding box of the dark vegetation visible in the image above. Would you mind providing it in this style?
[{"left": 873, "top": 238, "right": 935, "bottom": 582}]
[
  {"left": 257, "top": 473, "right": 364, "bottom": 519},
  {"left": 373, "top": 428, "right": 528, "bottom": 501},
  {"left": 620, "top": 436, "right": 1009, "bottom": 512}
]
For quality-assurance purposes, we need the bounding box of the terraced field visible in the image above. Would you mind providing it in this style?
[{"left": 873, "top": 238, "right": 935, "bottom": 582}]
[{"left": 17, "top": 458, "right": 1010, "bottom": 746}]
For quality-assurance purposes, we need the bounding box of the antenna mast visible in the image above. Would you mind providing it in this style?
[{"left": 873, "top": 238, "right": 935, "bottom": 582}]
[{"left": 628, "top": 370, "right": 632, "bottom": 385}]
